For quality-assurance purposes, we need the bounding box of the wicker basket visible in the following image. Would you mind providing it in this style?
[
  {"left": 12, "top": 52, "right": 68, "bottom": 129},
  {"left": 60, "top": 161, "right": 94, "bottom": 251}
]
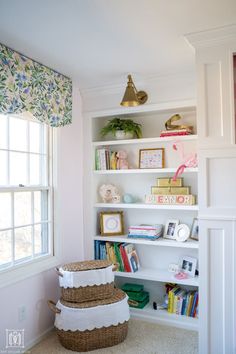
[
  {"left": 56, "top": 260, "right": 116, "bottom": 303},
  {"left": 48, "top": 289, "right": 129, "bottom": 352}
]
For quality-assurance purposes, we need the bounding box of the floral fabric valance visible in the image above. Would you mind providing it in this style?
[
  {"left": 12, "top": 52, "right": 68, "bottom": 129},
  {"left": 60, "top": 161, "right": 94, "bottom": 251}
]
[{"left": 0, "top": 43, "right": 72, "bottom": 127}]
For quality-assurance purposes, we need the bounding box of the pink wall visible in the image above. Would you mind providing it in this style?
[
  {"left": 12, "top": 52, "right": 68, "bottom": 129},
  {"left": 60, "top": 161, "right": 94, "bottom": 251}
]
[{"left": 0, "top": 82, "right": 84, "bottom": 351}]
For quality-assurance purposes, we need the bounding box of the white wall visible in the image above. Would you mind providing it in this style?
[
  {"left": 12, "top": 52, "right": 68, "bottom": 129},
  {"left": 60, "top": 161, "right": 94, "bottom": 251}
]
[{"left": 0, "top": 82, "right": 84, "bottom": 351}]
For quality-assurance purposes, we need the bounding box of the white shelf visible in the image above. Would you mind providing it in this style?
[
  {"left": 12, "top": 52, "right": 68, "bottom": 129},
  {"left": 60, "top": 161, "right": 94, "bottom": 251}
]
[
  {"left": 94, "top": 203, "right": 199, "bottom": 211},
  {"left": 93, "top": 134, "right": 198, "bottom": 147},
  {"left": 94, "top": 167, "right": 198, "bottom": 175},
  {"left": 130, "top": 303, "right": 198, "bottom": 331},
  {"left": 94, "top": 235, "right": 199, "bottom": 249},
  {"left": 115, "top": 268, "right": 199, "bottom": 287}
]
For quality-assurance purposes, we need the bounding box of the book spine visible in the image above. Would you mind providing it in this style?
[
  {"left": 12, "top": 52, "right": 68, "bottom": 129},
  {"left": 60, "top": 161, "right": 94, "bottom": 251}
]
[
  {"left": 119, "top": 244, "right": 132, "bottom": 272},
  {"left": 114, "top": 243, "right": 124, "bottom": 272},
  {"left": 160, "top": 132, "right": 191, "bottom": 137}
]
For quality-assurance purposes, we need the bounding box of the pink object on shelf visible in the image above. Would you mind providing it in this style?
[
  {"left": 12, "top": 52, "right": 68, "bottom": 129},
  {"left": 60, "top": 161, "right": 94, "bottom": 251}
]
[
  {"left": 174, "top": 271, "right": 189, "bottom": 280},
  {"left": 172, "top": 140, "right": 198, "bottom": 181}
]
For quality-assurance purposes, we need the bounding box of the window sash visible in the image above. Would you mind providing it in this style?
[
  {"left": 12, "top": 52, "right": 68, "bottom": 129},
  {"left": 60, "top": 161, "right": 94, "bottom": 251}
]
[{"left": 0, "top": 114, "right": 53, "bottom": 272}]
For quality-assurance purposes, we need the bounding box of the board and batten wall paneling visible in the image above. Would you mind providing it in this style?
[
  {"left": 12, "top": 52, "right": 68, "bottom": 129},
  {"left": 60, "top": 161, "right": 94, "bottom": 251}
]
[
  {"left": 186, "top": 24, "right": 236, "bottom": 354},
  {"left": 199, "top": 219, "right": 235, "bottom": 354},
  {"left": 198, "top": 149, "right": 236, "bottom": 217}
]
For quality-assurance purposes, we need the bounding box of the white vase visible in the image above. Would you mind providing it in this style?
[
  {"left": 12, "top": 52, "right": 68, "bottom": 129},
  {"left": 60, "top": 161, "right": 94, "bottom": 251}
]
[{"left": 115, "top": 130, "right": 134, "bottom": 140}]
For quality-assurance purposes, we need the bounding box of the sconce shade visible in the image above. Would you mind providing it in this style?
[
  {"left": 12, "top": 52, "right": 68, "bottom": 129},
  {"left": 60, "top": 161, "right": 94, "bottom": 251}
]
[{"left": 120, "top": 74, "right": 148, "bottom": 107}]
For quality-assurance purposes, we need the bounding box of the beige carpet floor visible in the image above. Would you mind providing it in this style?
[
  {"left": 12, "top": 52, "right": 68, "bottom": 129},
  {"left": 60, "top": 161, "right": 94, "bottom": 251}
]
[{"left": 30, "top": 319, "right": 198, "bottom": 354}]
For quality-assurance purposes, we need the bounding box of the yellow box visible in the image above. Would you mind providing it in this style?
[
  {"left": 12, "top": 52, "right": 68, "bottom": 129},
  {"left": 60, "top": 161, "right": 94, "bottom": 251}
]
[
  {"left": 156, "top": 177, "right": 183, "bottom": 187},
  {"left": 151, "top": 186, "right": 190, "bottom": 195}
]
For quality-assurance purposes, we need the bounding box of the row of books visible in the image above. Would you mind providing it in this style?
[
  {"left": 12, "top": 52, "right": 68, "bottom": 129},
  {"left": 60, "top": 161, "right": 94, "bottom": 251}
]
[
  {"left": 167, "top": 286, "right": 198, "bottom": 317},
  {"left": 95, "top": 147, "right": 110, "bottom": 170},
  {"left": 94, "top": 240, "right": 140, "bottom": 272}
]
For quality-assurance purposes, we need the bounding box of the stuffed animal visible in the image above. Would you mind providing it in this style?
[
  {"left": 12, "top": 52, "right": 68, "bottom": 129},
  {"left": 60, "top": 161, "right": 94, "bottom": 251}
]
[
  {"left": 99, "top": 184, "right": 121, "bottom": 203},
  {"left": 116, "top": 150, "right": 129, "bottom": 169}
]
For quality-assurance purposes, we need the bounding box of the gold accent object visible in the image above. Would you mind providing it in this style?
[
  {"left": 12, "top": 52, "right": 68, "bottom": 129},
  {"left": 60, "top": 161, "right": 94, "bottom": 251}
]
[
  {"left": 165, "top": 114, "right": 193, "bottom": 131},
  {"left": 100, "top": 211, "right": 124, "bottom": 236},
  {"left": 157, "top": 177, "right": 183, "bottom": 187},
  {"left": 120, "top": 74, "right": 148, "bottom": 107},
  {"left": 151, "top": 186, "right": 190, "bottom": 195}
]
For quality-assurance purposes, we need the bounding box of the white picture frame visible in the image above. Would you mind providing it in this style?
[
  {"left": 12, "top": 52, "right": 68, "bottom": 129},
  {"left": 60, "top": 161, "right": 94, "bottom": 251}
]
[
  {"left": 164, "top": 219, "right": 179, "bottom": 240},
  {"left": 179, "top": 256, "right": 197, "bottom": 277},
  {"left": 190, "top": 218, "right": 199, "bottom": 241}
]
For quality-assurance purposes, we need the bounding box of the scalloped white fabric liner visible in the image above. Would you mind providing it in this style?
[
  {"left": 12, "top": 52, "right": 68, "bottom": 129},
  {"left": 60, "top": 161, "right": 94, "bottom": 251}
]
[
  {"left": 54, "top": 296, "right": 130, "bottom": 331},
  {"left": 59, "top": 265, "right": 114, "bottom": 288}
]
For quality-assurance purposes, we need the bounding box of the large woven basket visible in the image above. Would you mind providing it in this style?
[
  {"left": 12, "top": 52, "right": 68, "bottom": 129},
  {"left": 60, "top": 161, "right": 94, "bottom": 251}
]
[
  {"left": 56, "top": 260, "right": 116, "bottom": 303},
  {"left": 48, "top": 289, "right": 129, "bottom": 352}
]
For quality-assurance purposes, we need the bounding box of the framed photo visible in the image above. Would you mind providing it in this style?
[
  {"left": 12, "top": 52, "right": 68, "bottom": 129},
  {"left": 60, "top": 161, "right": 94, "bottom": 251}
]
[
  {"left": 139, "top": 148, "right": 165, "bottom": 169},
  {"left": 100, "top": 211, "right": 124, "bottom": 236},
  {"left": 179, "top": 256, "right": 197, "bottom": 277},
  {"left": 190, "top": 218, "right": 199, "bottom": 241},
  {"left": 164, "top": 219, "right": 179, "bottom": 240}
]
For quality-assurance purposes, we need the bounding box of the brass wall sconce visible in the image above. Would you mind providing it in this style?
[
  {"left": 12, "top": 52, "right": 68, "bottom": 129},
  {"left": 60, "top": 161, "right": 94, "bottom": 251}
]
[{"left": 120, "top": 74, "right": 148, "bottom": 107}]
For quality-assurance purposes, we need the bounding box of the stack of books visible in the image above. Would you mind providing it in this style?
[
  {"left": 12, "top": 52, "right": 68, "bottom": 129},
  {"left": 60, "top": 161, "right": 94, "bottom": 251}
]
[
  {"left": 160, "top": 127, "right": 193, "bottom": 137},
  {"left": 128, "top": 224, "right": 163, "bottom": 240},
  {"left": 167, "top": 285, "right": 198, "bottom": 317},
  {"left": 145, "top": 177, "right": 196, "bottom": 206},
  {"left": 94, "top": 241, "right": 140, "bottom": 273}
]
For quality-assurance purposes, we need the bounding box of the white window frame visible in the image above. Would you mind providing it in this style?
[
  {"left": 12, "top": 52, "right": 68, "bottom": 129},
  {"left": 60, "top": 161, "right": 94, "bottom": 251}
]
[{"left": 0, "top": 115, "right": 60, "bottom": 288}]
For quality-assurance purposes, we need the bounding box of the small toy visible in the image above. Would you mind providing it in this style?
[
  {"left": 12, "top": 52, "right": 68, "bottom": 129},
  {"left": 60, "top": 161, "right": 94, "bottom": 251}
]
[
  {"left": 174, "top": 271, "right": 189, "bottom": 280},
  {"left": 116, "top": 150, "right": 129, "bottom": 169},
  {"left": 172, "top": 140, "right": 198, "bottom": 181},
  {"left": 123, "top": 194, "right": 135, "bottom": 203},
  {"left": 99, "top": 184, "right": 121, "bottom": 203}
]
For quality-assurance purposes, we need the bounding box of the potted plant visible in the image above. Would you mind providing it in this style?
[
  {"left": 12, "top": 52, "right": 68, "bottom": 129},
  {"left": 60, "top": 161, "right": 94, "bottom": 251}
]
[{"left": 100, "top": 118, "right": 142, "bottom": 139}]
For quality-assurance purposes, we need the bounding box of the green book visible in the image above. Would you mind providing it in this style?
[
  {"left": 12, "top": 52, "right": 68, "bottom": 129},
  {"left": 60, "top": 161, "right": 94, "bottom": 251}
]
[
  {"left": 122, "top": 283, "right": 144, "bottom": 293},
  {"left": 114, "top": 243, "right": 124, "bottom": 272}
]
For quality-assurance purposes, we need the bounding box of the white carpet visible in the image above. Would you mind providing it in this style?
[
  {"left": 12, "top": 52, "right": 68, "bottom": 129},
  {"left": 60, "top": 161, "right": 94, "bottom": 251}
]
[{"left": 30, "top": 319, "right": 198, "bottom": 354}]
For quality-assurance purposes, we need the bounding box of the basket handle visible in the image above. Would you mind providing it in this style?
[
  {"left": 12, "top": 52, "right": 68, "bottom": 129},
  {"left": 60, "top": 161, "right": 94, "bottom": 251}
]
[
  {"left": 47, "top": 300, "right": 61, "bottom": 314},
  {"left": 55, "top": 267, "right": 63, "bottom": 277}
]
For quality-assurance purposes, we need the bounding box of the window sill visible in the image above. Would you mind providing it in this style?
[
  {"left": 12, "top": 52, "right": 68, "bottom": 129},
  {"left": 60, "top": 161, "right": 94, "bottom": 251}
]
[{"left": 0, "top": 255, "right": 60, "bottom": 289}]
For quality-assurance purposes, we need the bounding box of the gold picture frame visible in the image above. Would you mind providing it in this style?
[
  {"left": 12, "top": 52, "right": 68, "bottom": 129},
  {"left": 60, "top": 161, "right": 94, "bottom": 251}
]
[
  {"left": 100, "top": 211, "right": 124, "bottom": 236},
  {"left": 139, "top": 148, "right": 165, "bottom": 169}
]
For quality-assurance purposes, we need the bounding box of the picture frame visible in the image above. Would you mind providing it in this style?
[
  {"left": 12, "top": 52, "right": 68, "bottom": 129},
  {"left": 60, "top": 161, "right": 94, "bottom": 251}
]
[
  {"left": 190, "top": 218, "right": 199, "bottom": 241},
  {"left": 100, "top": 211, "right": 124, "bottom": 236},
  {"left": 139, "top": 148, "right": 165, "bottom": 169},
  {"left": 164, "top": 219, "right": 179, "bottom": 240},
  {"left": 179, "top": 256, "right": 197, "bottom": 278}
]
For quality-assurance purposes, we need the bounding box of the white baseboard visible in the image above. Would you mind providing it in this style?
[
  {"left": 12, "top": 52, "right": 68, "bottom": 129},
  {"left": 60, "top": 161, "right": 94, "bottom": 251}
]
[{"left": 24, "top": 326, "right": 54, "bottom": 353}]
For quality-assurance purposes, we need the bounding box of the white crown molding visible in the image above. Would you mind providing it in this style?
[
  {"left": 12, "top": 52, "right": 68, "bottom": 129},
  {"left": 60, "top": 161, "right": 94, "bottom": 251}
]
[
  {"left": 185, "top": 23, "right": 236, "bottom": 49},
  {"left": 80, "top": 70, "right": 195, "bottom": 98}
]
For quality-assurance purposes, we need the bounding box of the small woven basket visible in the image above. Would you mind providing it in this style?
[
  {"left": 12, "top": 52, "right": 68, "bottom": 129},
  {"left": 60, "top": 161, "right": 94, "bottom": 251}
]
[
  {"left": 48, "top": 289, "right": 129, "bottom": 352},
  {"left": 56, "top": 260, "right": 117, "bottom": 303}
]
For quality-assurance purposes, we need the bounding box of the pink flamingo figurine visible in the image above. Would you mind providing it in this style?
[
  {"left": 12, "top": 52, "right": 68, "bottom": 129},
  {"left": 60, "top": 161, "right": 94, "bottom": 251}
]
[{"left": 172, "top": 140, "right": 198, "bottom": 181}]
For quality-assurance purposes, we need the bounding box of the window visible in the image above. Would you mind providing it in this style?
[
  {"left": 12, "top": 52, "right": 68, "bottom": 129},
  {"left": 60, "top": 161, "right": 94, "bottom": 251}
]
[{"left": 0, "top": 113, "right": 53, "bottom": 271}]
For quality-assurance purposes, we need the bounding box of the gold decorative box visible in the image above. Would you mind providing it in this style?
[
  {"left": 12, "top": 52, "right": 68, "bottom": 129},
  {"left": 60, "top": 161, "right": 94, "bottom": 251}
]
[
  {"left": 151, "top": 186, "right": 190, "bottom": 195},
  {"left": 156, "top": 177, "right": 183, "bottom": 187}
]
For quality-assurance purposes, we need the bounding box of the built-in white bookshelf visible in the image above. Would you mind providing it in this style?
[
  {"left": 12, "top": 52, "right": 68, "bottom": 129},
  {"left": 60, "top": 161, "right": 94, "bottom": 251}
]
[{"left": 87, "top": 100, "right": 199, "bottom": 330}]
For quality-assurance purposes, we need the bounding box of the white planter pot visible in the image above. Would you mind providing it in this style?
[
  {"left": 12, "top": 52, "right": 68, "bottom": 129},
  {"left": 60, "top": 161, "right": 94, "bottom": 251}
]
[{"left": 115, "top": 130, "right": 134, "bottom": 140}]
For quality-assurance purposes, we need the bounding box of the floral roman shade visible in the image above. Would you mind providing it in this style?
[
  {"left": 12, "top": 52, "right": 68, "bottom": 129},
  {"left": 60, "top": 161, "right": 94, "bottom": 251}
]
[{"left": 0, "top": 43, "right": 72, "bottom": 127}]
